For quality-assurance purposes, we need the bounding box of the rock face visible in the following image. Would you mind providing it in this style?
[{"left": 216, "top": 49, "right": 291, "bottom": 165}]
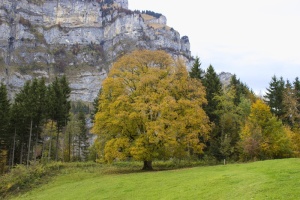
[
  {"left": 218, "top": 72, "right": 233, "bottom": 87},
  {"left": 0, "top": 0, "right": 193, "bottom": 102}
]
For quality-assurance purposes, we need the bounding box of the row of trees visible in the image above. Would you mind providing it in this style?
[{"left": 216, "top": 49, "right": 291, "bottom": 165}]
[
  {"left": 0, "top": 76, "right": 89, "bottom": 173},
  {"left": 92, "top": 51, "right": 300, "bottom": 170},
  {"left": 2, "top": 50, "right": 300, "bottom": 171},
  {"left": 264, "top": 76, "right": 300, "bottom": 127},
  {"left": 189, "top": 56, "right": 300, "bottom": 161}
]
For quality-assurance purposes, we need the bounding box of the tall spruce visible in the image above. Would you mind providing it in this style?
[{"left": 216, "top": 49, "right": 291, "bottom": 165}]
[
  {"left": 0, "top": 84, "right": 10, "bottom": 173},
  {"left": 202, "top": 65, "right": 222, "bottom": 159},
  {"left": 203, "top": 65, "right": 222, "bottom": 122},
  {"left": 294, "top": 77, "right": 300, "bottom": 104},
  {"left": 229, "top": 75, "right": 254, "bottom": 105},
  {"left": 11, "top": 79, "right": 47, "bottom": 166},
  {"left": 90, "top": 89, "right": 101, "bottom": 123},
  {"left": 264, "top": 76, "right": 285, "bottom": 118},
  {"left": 189, "top": 56, "right": 204, "bottom": 80},
  {"left": 77, "top": 111, "right": 89, "bottom": 161},
  {"left": 282, "top": 80, "right": 300, "bottom": 127},
  {"left": 10, "top": 94, "right": 28, "bottom": 165},
  {"left": 47, "top": 76, "right": 71, "bottom": 161}
]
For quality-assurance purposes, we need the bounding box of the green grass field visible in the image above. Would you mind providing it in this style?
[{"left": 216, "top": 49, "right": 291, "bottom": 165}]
[{"left": 10, "top": 159, "right": 300, "bottom": 200}]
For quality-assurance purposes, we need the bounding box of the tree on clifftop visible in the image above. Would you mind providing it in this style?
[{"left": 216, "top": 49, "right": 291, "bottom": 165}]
[{"left": 92, "top": 50, "right": 211, "bottom": 170}]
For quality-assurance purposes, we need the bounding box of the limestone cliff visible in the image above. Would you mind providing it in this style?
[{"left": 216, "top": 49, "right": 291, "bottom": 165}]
[{"left": 0, "top": 0, "right": 192, "bottom": 102}]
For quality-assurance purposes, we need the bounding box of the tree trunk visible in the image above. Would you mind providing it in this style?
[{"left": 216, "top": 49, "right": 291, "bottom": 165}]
[
  {"left": 20, "top": 142, "right": 24, "bottom": 164},
  {"left": 41, "top": 137, "right": 45, "bottom": 161},
  {"left": 27, "top": 119, "right": 33, "bottom": 168},
  {"left": 34, "top": 128, "right": 38, "bottom": 164},
  {"left": 11, "top": 128, "right": 16, "bottom": 167},
  {"left": 78, "top": 140, "right": 81, "bottom": 161},
  {"left": 68, "top": 130, "right": 71, "bottom": 162},
  {"left": 55, "top": 127, "right": 60, "bottom": 161},
  {"left": 142, "top": 161, "right": 153, "bottom": 171},
  {"left": 48, "top": 121, "right": 54, "bottom": 161}
]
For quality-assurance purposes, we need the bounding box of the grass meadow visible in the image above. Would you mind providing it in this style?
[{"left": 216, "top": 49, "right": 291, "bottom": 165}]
[{"left": 9, "top": 158, "right": 300, "bottom": 200}]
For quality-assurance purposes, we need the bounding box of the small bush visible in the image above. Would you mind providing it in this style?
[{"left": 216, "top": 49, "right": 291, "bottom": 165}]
[{"left": 0, "top": 162, "right": 64, "bottom": 198}]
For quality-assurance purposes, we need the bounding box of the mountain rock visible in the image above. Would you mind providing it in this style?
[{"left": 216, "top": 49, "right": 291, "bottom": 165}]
[
  {"left": 218, "top": 72, "right": 233, "bottom": 87},
  {"left": 0, "top": 0, "right": 193, "bottom": 102}
]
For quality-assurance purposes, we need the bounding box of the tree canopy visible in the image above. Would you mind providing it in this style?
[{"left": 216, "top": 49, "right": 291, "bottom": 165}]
[{"left": 92, "top": 50, "right": 211, "bottom": 170}]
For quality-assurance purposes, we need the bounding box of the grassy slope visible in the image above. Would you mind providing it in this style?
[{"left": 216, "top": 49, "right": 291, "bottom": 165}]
[{"left": 11, "top": 159, "right": 300, "bottom": 200}]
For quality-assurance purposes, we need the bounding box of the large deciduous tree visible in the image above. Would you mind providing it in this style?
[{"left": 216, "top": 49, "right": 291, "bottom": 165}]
[{"left": 92, "top": 50, "right": 211, "bottom": 170}]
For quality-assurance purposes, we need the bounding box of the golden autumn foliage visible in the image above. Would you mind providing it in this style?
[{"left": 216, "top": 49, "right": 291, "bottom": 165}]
[
  {"left": 240, "top": 99, "right": 292, "bottom": 160},
  {"left": 92, "top": 50, "right": 211, "bottom": 164}
]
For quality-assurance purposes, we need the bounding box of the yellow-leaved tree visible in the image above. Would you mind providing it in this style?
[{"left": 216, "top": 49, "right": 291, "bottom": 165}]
[
  {"left": 92, "top": 50, "right": 211, "bottom": 170},
  {"left": 240, "top": 99, "right": 292, "bottom": 160}
]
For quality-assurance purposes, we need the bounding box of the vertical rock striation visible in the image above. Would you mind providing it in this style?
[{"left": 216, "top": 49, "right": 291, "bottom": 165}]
[{"left": 0, "top": 0, "right": 193, "bottom": 102}]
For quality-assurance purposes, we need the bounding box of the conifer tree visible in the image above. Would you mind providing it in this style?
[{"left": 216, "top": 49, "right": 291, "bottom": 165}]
[
  {"left": 90, "top": 89, "right": 101, "bottom": 123},
  {"left": 202, "top": 65, "right": 222, "bottom": 158},
  {"left": 47, "top": 76, "right": 71, "bottom": 161},
  {"left": 202, "top": 65, "right": 222, "bottom": 122},
  {"left": 282, "top": 80, "right": 300, "bottom": 127},
  {"left": 189, "top": 56, "right": 204, "bottom": 80},
  {"left": 77, "top": 111, "right": 89, "bottom": 161},
  {"left": 293, "top": 77, "right": 300, "bottom": 106},
  {"left": 0, "top": 84, "right": 10, "bottom": 173},
  {"left": 230, "top": 75, "right": 255, "bottom": 105},
  {"left": 264, "top": 76, "right": 285, "bottom": 118},
  {"left": 10, "top": 79, "right": 48, "bottom": 166}
]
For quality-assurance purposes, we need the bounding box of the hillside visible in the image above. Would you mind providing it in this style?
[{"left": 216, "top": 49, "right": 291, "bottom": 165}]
[
  {"left": 0, "top": 0, "right": 192, "bottom": 102},
  {"left": 9, "top": 158, "right": 300, "bottom": 200}
]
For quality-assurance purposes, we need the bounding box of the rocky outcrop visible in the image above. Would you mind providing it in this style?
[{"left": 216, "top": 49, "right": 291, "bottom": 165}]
[
  {"left": 0, "top": 0, "right": 193, "bottom": 102},
  {"left": 219, "top": 72, "right": 233, "bottom": 87}
]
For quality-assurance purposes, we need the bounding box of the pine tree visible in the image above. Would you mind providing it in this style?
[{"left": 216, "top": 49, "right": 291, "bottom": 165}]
[
  {"left": 230, "top": 75, "right": 255, "bottom": 105},
  {"left": 264, "top": 76, "right": 285, "bottom": 118},
  {"left": 77, "top": 111, "right": 89, "bottom": 161},
  {"left": 202, "top": 65, "right": 223, "bottom": 159},
  {"left": 90, "top": 89, "right": 101, "bottom": 123},
  {"left": 189, "top": 56, "right": 204, "bottom": 80},
  {"left": 10, "top": 95, "right": 28, "bottom": 165},
  {"left": 293, "top": 77, "right": 300, "bottom": 106},
  {"left": 10, "top": 79, "right": 48, "bottom": 166},
  {"left": 0, "top": 84, "right": 10, "bottom": 173},
  {"left": 282, "top": 80, "right": 300, "bottom": 127},
  {"left": 47, "top": 76, "right": 71, "bottom": 161},
  {"left": 202, "top": 65, "right": 222, "bottom": 122}
]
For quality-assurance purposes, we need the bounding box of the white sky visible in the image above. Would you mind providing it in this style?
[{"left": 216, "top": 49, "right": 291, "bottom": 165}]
[{"left": 129, "top": 0, "right": 300, "bottom": 94}]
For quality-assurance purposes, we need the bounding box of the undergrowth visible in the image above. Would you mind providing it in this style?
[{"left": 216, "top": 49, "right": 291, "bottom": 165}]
[{"left": 0, "top": 158, "right": 220, "bottom": 199}]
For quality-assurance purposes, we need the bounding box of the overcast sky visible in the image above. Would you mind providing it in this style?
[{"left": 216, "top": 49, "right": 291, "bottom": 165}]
[{"left": 129, "top": 0, "right": 300, "bottom": 94}]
